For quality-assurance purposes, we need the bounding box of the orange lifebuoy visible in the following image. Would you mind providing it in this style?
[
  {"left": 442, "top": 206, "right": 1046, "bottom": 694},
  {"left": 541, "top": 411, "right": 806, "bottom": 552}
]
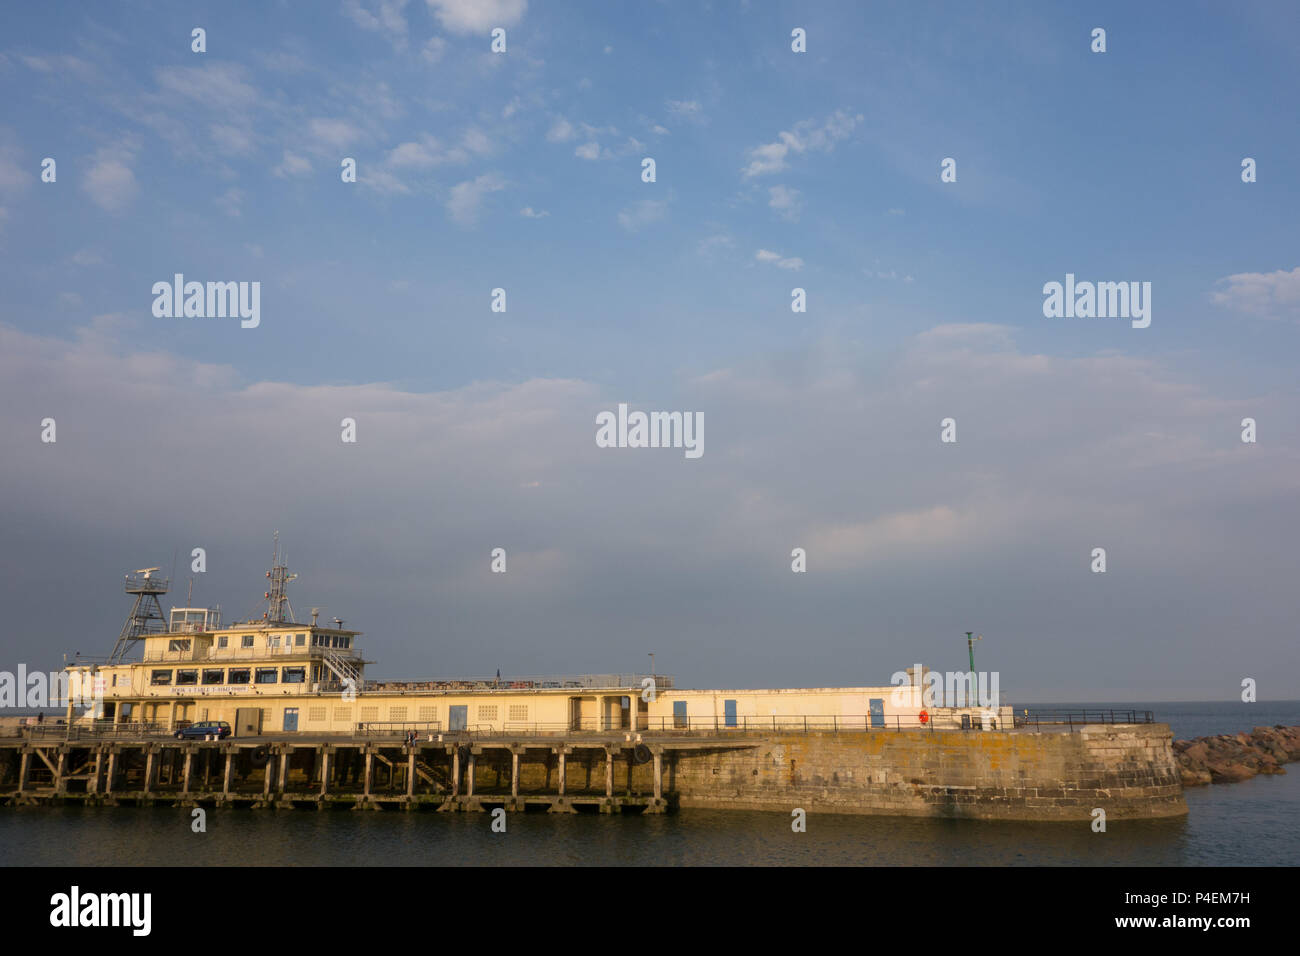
[{"left": 919, "top": 710, "right": 929, "bottom": 725}]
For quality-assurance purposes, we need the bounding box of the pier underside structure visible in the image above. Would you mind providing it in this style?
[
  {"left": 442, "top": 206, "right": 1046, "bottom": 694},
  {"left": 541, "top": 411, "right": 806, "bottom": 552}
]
[{"left": 0, "top": 733, "right": 745, "bottom": 814}]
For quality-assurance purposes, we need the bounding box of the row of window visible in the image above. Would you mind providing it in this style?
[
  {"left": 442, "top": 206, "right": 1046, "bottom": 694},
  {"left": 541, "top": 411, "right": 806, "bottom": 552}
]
[
  {"left": 150, "top": 666, "right": 307, "bottom": 686},
  {"left": 162, "top": 633, "right": 352, "bottom": 652}
]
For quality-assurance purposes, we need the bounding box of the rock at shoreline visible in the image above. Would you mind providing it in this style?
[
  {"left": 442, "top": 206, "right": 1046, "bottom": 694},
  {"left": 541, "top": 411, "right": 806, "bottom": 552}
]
[{"left": 1174, "top": 724, "right": 1300, "bottom": 787}]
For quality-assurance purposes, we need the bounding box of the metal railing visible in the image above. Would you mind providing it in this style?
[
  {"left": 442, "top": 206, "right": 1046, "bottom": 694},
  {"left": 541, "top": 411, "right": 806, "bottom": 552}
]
[
  {"left": 357, "top": 721, "right": 443, "bottom": 737},
  {"left": 16, "top": 721, "right": 175, "bottom": 741},
  {"left": 1013, "top": 709, "right": 1154, "bottom": 731},
  {"left": 358, "top": 714, "right": 1020, "bottom": 736},
  {"left": 366, "top": 674, "right": 672, "bottom": 693},
  {"left": 7, "top": 710, "right": 1158, "bottom": 743}
]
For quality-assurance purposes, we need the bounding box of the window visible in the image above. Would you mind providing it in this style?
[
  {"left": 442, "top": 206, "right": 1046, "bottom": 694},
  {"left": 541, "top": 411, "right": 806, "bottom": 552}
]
[
  {"left": 360, "top": 706, "right": 378, "bottom": 721},
  {"left": 254, "top": 668, "right": 278, "bottom": 684},
  {"left": 267, "top": 635, "right": 281, "bottom": 649},
  {"left": 150, "top": 669, "right": 173, "bottom": 686},
  {"left": 295, "top": 633, "right": 306, "bottom": 647},
  {"left": 333, "top": 706, "right": 352, "bottom": 722},
  {"left": 228, "top": 668, "right": 250, "bottom": 684},
  {"left": 477, "top": 705, "right": 498, "bottom": 721},
  {"left": 673, "top": 700, "right": 688, "bottom": 729},
  {"left": 217, "top": 636, "right": 228, "bottom": 649},
  {"left": 281, "top": 667, "right": 306, "bottom": 684},
  {"left": 418, "top": 707, "right": 436, "bottom": 722},
  {"left": 168, "top": 639, "right": 191, "bottom": 652},
  {"left": 509, "top": 705, "right": 528, "bottom": 721},
  {"left": 340, "top": 637, "right": 350, "bottom": 649},
  {"left": 241, "top": 635, "right": 254, "bottom": 648},
  {"left": 176, "top": 670, "right": 198, "bottom": 685},
  {"left": 202, "top": 669, "right": 224, "bottom": 685},
  {"left": 308, "top": 707, "right": 326, "bottom": 722}
]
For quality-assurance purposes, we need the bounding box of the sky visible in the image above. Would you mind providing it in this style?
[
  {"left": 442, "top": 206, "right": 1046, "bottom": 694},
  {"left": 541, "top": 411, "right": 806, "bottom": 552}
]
[{"left": 1, "top": 1, "right": 1298, "bottom": 702}]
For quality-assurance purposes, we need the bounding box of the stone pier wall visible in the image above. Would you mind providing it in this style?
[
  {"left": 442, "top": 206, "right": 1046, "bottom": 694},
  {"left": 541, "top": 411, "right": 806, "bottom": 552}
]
[{"left": 665, "top": 724, "right": 1187, "bottom": 820}]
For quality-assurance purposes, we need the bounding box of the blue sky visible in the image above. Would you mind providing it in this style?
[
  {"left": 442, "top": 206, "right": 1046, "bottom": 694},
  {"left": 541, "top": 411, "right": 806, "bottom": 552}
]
[{"left": 1, "top": 1, "right": 1298, "bottom": 700}]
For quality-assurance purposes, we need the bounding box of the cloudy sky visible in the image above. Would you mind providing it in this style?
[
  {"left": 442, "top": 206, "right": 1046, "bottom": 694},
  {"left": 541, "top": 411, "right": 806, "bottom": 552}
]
[{"left": 2, "top": 1, "right": 1298, "bottom": 701}]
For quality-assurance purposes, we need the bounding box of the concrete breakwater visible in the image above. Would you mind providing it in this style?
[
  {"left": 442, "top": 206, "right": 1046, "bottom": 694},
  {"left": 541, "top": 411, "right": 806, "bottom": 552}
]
[
  {"left": 0, "top": 722, "right": 1186, "bottom": 821},
  {"left": 1174, "top": 725, "right": 1300, "bottom": 786}
]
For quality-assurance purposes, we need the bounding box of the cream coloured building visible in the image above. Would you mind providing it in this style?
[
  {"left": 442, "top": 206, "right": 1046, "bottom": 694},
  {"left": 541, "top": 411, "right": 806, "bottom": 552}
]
[{"left": 63, "top": 566, "right": 1010, "bottom": 736}]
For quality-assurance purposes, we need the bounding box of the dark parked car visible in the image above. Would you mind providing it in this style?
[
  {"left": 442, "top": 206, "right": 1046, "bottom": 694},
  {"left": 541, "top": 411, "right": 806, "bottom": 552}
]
[{"left": 174, "top": 721, "right": 231, "bottom": 740}]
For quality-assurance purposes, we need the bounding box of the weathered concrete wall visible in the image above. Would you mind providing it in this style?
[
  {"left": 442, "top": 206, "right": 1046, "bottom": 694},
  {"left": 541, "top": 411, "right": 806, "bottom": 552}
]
[{"left": 664, "top": 725, "right": 1187, "bottom": 820}]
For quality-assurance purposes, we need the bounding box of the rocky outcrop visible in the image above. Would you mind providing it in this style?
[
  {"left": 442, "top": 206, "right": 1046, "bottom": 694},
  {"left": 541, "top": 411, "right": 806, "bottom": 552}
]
[{"left": 1173, "top": 725, "right": 1300, "bottom": 787}]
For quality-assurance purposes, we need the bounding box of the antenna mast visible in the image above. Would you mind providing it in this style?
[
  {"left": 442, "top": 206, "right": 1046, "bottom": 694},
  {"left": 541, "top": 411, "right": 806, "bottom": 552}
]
[{"left": 262, "top": 532, "right": 298, "bottom": 624}]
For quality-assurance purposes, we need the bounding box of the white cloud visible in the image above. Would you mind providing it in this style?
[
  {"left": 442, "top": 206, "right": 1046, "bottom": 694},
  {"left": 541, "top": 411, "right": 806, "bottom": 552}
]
[
  {"left": 546, "top": 118, "right": 575, "bottom": 142},
  {"left": 447, "top": 172, "right": 506, "bottom": 223},
  {"left": 462, "top": 127, "right": 492, "bottom": 156},
  {"left": 666, "top": 99, "right": 703, "bottom": 122},
  {"left": 21, "top": 54, "right": 96, "bottom": 80},
  {"left": 71, "top": 249, "right": 102, "bottom": 266},
  {"left": 767, "top": 185, "right": 802, "bottom": 221},
  {"left": 82, "top": 146, "right": 138, "bottom": 212},
  {"left": 519, "top": 206, "right": 549, "bottom": 218},
  {"left": 1212, "top": 267, "right": 1300, "bottom": 320},
  {"left": 154, "top": 63, "right": 258, "bottom": 111},
  {"left": 215, "top": 187, "right": 244, "bottom": 218},
  {"left": 421, "top": 36, "right": 448, "bottom": 62},
  {"left": 697, "top": 234, "right": 733, "bottom": 257},
  {"left": 0, "top": 144, "right": 31, "bottom": 193},
  {"left": 342, "top": 0, "right": 411, "bottom": 49},
  {"left": 755, "top": 249, "right": 803, "bottom": 270},
  {"left": 742, "top": 109, "right": 862, "bottom": 178},
  {"left": 574, "top": 142, "right": 600, "bottom": 160},
  {"left": 363, "top": 168, "right": 413, "bottom": 195},
  {"left": 425, "top": 0, "right": 526, "bottom": 34},
  {"left": 274, "top": 151, "right": 314, "bottom": 178},
  {"left": 210, "top": 123, "right": 255, "bottom": 157},
  {"left": 309, "top": 118, "right": 362, "bottom": 150},
  {"left": 617, "top": 199, "right": 666, "bottom": 231},
  {"left": 386, "top": 135, "right": 466, "bottom": 168}
]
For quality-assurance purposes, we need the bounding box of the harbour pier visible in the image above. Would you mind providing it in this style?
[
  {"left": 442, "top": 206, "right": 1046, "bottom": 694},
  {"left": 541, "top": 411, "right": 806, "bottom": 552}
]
[{"left": 0, "top": 730, "right": 756, "bottom": 813}]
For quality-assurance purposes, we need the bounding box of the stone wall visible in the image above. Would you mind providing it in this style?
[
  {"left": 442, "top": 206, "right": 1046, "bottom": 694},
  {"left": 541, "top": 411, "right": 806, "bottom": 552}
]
[{"left": 663, "top": 724, "right": 1187, "bottom": 820}]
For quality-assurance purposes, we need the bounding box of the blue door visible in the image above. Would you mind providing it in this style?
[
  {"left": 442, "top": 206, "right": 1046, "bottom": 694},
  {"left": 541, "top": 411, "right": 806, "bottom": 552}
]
[
  {"left": 283, "top": 708, "right": 298, "bottom": 732},
  {"left": 724, "top": 699, "right": 737, "bottom": 728},
  {"left": 869, "top": 698, "right": 885, "bottom": 728},
  {"left": 449, "top": 705, "right": 467, "bottom": 731},
  {"left": 673, "top": 700, "right": 688, "bottom": 729}
]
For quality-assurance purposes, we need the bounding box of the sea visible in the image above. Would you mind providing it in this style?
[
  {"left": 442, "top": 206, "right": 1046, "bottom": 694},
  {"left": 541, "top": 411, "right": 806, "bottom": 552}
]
[{"left": 2, "top": 700, "right": 1296, "bottom": 867}]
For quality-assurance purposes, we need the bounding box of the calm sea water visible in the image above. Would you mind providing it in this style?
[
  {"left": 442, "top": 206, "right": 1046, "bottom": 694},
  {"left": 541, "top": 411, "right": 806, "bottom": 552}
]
[{"left": 3, "top": 701, "right": 1296, "bottom": 867}]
